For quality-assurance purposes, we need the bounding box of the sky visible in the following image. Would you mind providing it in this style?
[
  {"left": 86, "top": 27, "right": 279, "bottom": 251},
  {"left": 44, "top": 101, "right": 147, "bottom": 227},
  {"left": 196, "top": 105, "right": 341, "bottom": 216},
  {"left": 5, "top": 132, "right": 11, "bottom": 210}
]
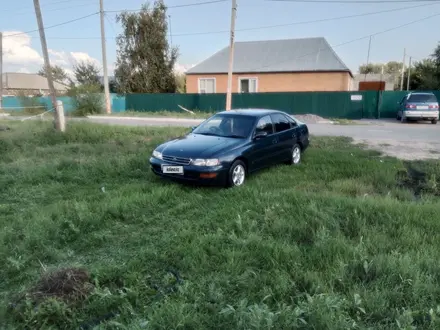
[{"left": 1, "top": 0, "right": 439, "bottom": 77}]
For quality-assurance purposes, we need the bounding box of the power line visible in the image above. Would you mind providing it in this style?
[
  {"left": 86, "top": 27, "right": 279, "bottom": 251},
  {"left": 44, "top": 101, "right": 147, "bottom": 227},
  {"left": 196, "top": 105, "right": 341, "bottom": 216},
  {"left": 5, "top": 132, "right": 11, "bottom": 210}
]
[
  {"left": 269, "top": 0, "right": 440, "bottom": 3},
  {"left": 3, "top": 12, "right": 99, "bottom": 38},
  {"left": 172, "top": 1, "right": 439, "bottom": 36},
  {"left": 105, "top": 0, "right": 227, "bottom": 13},
  {"left": 1, "top": 0, "right": 93, "bottom": 14},
  {"left": 7, "top": 3, "right": 98, "bottom": 17},
  {"left": 246, "top": 11, "right": 440, "bottom": 72},
  {"left": 33, "top": 2, "right": 438, "bottom": 40},
  {"left": 105, "top": 13, "right": 118, "bottom": 35}
]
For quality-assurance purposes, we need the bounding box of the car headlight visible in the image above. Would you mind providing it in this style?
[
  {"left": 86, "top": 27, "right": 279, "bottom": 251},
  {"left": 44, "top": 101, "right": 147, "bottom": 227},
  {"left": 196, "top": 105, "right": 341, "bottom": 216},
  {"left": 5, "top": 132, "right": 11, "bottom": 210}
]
[
  {"left": 152, "top": 150, "right": 163, "bottom": 159},
  {"left": 192, "top": 158, "right": 220, "bottom": 166}
]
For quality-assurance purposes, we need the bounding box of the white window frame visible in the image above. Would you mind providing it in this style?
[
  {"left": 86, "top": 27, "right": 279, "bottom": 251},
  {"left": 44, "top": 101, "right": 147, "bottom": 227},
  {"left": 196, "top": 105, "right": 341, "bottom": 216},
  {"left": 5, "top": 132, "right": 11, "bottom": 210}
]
[
  {"left": 198, "top": 77, "right": 216, "bottom": 94},
  {"left": 238, "top": 77, "right": 258, "bottom": 93}
]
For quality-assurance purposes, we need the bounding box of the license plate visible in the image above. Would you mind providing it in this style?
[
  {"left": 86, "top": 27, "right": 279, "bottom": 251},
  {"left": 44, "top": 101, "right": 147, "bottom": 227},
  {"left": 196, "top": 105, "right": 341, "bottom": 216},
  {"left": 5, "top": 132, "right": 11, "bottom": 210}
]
[
  {"left": 417, "top": 106, "right": 429, "bottom": 110},
  {"left": 162, "top": 165, "right": 184, "bottom": 174}
]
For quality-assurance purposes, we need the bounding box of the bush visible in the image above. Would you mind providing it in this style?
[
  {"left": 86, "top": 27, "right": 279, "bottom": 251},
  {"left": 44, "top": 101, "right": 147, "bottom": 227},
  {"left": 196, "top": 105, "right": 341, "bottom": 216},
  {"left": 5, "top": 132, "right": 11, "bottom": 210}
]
[
  {"left": 69, "top": 84, "right": 104, "bottom": 116},
  {"left": 17, "top": 91, "right": 48, "bottom": 115}
]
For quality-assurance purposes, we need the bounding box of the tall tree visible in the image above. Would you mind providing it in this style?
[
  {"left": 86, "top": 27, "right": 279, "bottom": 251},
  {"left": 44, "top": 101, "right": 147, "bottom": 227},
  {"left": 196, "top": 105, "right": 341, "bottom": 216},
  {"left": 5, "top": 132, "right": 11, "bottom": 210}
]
[
  {"left": 73, "top": 61, "right": 101, "bottom": 86},
  {"left": 37, "top": 65, "right": 68, "bottom": 84},
  {"left": 114, "top": 0, "right": 178, "bottom": 93}
]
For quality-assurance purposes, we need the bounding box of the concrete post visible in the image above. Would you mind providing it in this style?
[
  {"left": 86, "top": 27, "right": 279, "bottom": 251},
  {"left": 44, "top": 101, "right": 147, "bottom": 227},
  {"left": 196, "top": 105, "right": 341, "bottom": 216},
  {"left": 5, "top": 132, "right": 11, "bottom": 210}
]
[{"left": 56, "top": 100, "right": 65, "bottom": 132}]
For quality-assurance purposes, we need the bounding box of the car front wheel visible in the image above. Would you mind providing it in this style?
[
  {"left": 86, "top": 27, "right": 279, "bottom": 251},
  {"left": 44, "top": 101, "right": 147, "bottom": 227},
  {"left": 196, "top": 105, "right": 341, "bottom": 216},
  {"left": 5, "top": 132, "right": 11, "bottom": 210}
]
[
  {"left": 227, "top": 160, "right": 246, "bottom": 187},
  {"left": 288, "top": 144, "right": 301, "bottom": 165},
  {"left": 432, "top": 119, "right": 438, "bottom": 124}
]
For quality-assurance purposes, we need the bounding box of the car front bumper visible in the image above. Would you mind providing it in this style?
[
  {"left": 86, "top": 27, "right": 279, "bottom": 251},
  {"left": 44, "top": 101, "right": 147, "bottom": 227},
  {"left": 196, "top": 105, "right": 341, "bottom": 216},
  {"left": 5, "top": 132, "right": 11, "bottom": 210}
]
[
  {"left": 149, "top": 157, "right": 228, "bottom": 186},
  {"left": 403, "top": 110, "right": 439, "bottom": 120}
]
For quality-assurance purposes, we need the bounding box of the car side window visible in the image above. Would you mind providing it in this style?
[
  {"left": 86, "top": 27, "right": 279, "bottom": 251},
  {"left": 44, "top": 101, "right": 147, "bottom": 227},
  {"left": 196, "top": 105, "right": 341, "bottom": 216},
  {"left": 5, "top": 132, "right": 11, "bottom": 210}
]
[
  {"left": 272, "top": 114, "right": 291, "bottom": 133},
  {"left": 286, "top": 115, "right": 298, "bottom": 128},
  {"left": 255, "top": 116, "right": 273, "bottom": 135}
]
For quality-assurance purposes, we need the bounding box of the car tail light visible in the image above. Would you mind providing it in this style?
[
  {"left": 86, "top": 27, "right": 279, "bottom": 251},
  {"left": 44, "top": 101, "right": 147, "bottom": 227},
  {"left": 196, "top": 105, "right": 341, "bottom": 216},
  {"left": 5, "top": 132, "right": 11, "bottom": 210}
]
[
  {"left": 406, "top": 104, "right": 416, "bottom": 109},
  {"left": 429, "top": 104, "right": 439, "bottom": 109}
]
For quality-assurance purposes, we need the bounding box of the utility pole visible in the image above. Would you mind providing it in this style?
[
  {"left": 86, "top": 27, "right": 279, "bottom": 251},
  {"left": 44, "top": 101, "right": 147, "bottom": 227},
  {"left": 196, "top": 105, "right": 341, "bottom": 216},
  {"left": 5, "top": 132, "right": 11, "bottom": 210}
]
[
  {"left": 406, "top": 56, "right": 412, "bottom": 91},
  {"left": 0, "top": 32, "right": 3, "bottom": 110},
  {"left": 379, "top": 64, "right": 384, "bottom": 90},
  {"left": 33, "top": 0, "right": 64, "bottom": 131},
  {"left": 99, "top": 0, "right": 111, "bottom": 114},
  {"left": 364, "top": 35, "right": 372, "bottom": 82},
  {"left": 400, "top": 48, "right": 406, "bottom": 91},
  {"left": 225, "top": 0, "right": 237, "bottom": 111}
]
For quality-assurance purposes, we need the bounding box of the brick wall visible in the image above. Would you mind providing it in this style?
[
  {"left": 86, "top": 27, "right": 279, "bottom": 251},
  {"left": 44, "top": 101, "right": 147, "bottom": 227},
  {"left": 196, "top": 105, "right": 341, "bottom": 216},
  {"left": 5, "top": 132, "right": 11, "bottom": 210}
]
[{"left": 186, "top": 72, "right": 351, "bottom": 93}]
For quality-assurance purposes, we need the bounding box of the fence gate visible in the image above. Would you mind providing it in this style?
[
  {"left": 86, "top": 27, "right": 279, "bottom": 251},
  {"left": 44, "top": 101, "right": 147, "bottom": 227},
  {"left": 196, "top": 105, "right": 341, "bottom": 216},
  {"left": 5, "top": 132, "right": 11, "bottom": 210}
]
[{"left": 349, "top": 94, "right": 364, "bottom": 119}]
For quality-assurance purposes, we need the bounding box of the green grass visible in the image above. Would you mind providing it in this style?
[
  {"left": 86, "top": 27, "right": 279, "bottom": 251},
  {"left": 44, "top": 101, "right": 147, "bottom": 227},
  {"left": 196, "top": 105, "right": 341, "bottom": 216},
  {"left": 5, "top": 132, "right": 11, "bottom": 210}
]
[
  {"left": 1, "top": 121, "right": 440, "bottom": 329},
  {"left": 107, "top": 110, "right": 213, "bottom": 119},
  {"left": 0, "top": 108, "right": 50, "bottom": 117}
]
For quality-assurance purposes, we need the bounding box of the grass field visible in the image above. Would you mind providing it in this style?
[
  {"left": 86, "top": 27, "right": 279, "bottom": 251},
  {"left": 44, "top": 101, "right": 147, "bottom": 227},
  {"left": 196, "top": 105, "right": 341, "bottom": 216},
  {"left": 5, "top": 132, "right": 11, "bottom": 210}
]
[{"left": 1, "top": 121, "right": 440, "bottom": 329}]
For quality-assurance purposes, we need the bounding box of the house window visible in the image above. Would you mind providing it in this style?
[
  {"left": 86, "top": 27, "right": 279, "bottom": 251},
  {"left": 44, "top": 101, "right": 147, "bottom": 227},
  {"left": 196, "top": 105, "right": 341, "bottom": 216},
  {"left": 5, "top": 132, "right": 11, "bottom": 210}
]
[
  {"left": 198, "top": 78, "right": 216, "bottom": 93},
  {"left": 239, "top": 78, "right": 257, "bottom": 93}
]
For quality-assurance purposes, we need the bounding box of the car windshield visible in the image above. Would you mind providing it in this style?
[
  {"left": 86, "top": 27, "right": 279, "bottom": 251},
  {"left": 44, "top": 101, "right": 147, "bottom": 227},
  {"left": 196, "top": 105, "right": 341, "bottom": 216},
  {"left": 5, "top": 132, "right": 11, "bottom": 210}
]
[
  {"left": 193, "top": 114, "right": 256, "bottom": 138},
  {"left": 408, "top": 94, "right": 437, "bottom": 103}
]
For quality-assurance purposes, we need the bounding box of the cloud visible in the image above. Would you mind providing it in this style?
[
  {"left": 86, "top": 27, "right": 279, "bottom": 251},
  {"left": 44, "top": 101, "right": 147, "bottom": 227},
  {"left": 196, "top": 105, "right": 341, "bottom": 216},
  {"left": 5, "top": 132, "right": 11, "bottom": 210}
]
[
  {"left": 174, "top": 63, "right": 195, "bottom": 74},
  {"left": 17, "top": 67, "right": 31, "bottom": 74},
  {"left": 47, "top": 49, "right": 103, "bottom": 79},
  {"left": 70, "top": 52, "right": 102, "bottom": 68},
  {"left": 2, "top": 31, "right": 192, "bottom": 79},
  {"left": 2, "top": 31, "right": 43, "bottom": 66},
  {"left": 1, "top": 31, "right": 102, "bottom": 78}
]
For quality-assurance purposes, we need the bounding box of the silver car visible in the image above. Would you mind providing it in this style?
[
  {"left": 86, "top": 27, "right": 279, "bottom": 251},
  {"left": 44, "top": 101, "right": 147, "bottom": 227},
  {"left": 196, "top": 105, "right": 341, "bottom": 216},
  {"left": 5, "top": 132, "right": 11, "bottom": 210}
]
[{"left": 397, "top": 92, "right": 439, "bottom": 124}]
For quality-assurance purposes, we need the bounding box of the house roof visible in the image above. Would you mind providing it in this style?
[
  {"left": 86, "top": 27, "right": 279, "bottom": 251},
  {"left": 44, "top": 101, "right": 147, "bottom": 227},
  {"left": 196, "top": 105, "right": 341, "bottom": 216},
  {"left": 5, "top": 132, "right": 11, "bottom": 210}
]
[
  {"left": 1, "top": 73, "right": 69, "bottom": 91},
  {"left": 186, "top": 37, "right": 352, "bottom": 76}
]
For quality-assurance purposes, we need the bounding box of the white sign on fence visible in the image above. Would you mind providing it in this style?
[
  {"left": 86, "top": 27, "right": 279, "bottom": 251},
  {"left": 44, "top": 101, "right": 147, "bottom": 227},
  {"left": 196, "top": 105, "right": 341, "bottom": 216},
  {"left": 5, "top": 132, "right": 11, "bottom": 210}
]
[{"left": 351, "top": 94, "right": 363, "bottom": 101}]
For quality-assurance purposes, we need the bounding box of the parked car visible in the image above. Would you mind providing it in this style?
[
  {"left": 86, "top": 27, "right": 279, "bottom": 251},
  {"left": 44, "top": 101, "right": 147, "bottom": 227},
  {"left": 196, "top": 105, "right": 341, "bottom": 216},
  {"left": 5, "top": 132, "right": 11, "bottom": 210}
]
[
  {"left": 149, "top": 109, "right": 309, "bottom": 187},
  {"left": 397, "top": 92, "right": 439, "bottom": 124}
]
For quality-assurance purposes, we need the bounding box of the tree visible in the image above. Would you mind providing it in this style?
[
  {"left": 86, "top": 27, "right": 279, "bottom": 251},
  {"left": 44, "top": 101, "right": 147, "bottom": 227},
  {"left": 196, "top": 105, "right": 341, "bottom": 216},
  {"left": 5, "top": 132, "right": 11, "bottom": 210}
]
[
  {"left": 73, "top": 61, "right": 101, "bottom": 86},
  {"left": 358, "top": 61, "right": 404, "bottom": 89},
  {"left": 175, "top": 73, "right": 186, "bottom": 93},
  {"left": 408, "top": 59, "right": 439, "bottom": 90},
  {"left": 114, "top": 0, "right": 178, "bottom": 93},
  {"left": 358, "top": 61, "right": 403, "bottom": 75},
  {"left": 37, "top": 65, "right": 69, "bottom": 84},
  {"left": 358, "top": 63, "right": 381, "bottom": 74}
]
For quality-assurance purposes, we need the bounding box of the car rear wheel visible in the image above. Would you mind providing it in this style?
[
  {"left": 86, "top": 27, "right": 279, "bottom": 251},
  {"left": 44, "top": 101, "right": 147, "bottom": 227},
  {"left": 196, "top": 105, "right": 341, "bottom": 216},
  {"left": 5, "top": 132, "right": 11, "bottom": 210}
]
[
  {"left": 227, "top": 160, "right": 246, "bottom": 187},
  {"left": 432, "top": 119, "right": 438, "bottom": 125}
]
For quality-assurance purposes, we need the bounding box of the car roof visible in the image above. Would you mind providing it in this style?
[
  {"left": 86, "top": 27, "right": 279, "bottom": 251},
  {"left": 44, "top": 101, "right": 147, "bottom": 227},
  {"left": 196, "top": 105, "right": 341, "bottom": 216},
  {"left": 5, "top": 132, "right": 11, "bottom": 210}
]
[
  {"left": 215, "top": 108, "right": 287, "bottom": 117},
  {"left": 408, "top": 92, "right": 435, "bottom": 96}
]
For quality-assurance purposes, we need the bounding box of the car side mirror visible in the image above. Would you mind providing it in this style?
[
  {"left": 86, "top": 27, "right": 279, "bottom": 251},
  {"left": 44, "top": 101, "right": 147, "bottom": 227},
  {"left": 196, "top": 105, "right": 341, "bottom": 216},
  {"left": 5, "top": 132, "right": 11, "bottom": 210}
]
[
  {"left": 191, "top": 126, "right": 197, "bottom": 132},
  {"left": 254, "top": 131, "right": 268, "bottom": 140}
]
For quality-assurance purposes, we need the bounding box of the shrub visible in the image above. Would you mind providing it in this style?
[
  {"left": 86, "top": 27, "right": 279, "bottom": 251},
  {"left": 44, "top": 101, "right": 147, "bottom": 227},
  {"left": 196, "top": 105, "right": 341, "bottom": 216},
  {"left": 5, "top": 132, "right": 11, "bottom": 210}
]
[
  {"left": 69, "top": 84, "right": 104, "bottom": 116},
  {"left": 16, "top": 91, "right": 48, "bottom": 115}
]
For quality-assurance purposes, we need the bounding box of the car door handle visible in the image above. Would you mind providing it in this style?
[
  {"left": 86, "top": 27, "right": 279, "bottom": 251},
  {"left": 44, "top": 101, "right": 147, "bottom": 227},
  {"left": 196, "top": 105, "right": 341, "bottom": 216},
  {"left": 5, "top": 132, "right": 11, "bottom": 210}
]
[
  {"left": 292, "top": 133, "right": 296, "bottom": 138},
  {"left": 272, "top": 138, "right": 278, "bottom": 144}
]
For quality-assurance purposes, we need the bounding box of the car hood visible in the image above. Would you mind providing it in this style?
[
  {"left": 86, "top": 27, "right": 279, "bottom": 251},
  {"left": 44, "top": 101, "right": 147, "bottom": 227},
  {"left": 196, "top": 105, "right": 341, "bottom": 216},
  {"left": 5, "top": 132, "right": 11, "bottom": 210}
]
[{"left": 159, "top": 134, "right": 244, "bottom": 158}]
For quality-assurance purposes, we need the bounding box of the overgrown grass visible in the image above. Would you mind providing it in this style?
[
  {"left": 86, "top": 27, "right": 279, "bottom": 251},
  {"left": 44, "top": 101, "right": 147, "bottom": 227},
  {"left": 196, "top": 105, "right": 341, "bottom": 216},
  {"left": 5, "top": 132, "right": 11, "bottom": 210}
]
[
  {"left": 108, "top": 110, "right": 214, "bottom": 119},
  {"left": 1, "top": 121, "right": 440, "bottom": 329}
]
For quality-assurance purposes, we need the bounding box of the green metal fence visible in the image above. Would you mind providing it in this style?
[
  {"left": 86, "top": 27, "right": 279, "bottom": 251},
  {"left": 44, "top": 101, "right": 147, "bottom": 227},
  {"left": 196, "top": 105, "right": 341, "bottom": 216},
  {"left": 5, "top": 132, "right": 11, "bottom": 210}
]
[{"left": 125, "top": 90, "right": 440, "bottom": 119}]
